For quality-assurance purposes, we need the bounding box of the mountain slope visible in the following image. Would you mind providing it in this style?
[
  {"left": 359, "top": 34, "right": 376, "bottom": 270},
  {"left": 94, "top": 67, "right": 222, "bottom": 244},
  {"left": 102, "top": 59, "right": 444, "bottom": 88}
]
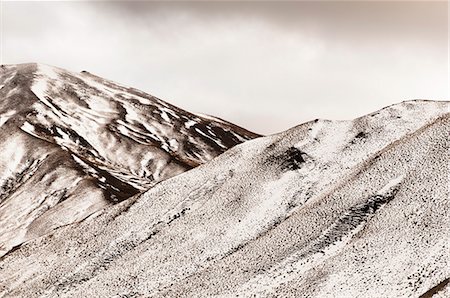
[
  {"left": 0, "top": 100, "right": 448, "bottom": 297},
  {"left": 0, "top": 63, "right": 259, "bottom": 257}
]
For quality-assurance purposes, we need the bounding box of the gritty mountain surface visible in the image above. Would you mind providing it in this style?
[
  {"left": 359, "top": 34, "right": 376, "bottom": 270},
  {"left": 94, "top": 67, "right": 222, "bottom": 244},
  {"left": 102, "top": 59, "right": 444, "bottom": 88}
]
[
  {"left": 0, "top": 63, "right": 259, "bottom": 257},
  {"left": 0, "top": 100, "right": 448, "bottom": 297}
]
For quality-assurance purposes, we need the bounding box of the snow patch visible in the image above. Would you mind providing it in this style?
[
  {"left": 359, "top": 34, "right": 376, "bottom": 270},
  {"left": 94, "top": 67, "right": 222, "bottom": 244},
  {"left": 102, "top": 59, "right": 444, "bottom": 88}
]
[
  {"left": 21, "top": 121, "right": 36, "bottom": 134},
  {"left": 168, "top": 139, "right": 179, "bottom": 151},
  {"left": 185, "top": 120, "right": 197, "bottom": 128},
  {"left": 378, "top": 175, "right": 404, "bottom": 196},
  {"left": 160, "top": 107, "right": 179, "bottom": 119},
  {"left": 0, "top": 110, "right": 16, "bottom": 128},
  {"left": 160, "top": 110, "right": 171, "bottom": 123}
]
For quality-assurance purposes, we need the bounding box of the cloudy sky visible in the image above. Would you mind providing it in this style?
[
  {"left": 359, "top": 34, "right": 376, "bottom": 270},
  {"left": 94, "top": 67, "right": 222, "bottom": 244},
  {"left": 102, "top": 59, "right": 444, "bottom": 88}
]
[{"left": 2, "top": 1, "right": 448, "bottom": 134}]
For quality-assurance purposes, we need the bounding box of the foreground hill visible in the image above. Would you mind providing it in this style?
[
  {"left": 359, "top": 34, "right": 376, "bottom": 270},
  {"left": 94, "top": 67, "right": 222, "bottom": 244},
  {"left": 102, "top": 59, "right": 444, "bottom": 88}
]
[
  {"left": 0, "top": 100, "right": 448, "bottom": 297},
  {"left": 0, "top": 63, "right": 259, "bottom": 257}
]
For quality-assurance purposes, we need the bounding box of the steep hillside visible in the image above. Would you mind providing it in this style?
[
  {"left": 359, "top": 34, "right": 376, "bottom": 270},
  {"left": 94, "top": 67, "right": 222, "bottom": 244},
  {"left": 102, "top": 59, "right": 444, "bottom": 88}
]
[
  {"left": 0, "top": 63, "right": 259, "bottom": 257},
  {"left": 0, "top": 100, "right": 448, "bottom": 297}
]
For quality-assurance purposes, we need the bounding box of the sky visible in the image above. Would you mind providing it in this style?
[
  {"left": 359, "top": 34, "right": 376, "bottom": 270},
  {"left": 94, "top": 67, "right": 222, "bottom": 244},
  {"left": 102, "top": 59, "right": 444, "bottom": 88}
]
[{"left": 1, "top": 1, "right": 449, "bottom": 134}]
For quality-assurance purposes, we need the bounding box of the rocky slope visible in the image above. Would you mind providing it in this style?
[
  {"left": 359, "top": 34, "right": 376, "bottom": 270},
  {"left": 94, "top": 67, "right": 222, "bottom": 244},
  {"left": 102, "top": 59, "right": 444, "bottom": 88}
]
[
  {"left": 0, "top": 100, "right": 448, "bottom": 297},
  {"left": 0, "top": 63, "right": 259, "bottom": 257}
]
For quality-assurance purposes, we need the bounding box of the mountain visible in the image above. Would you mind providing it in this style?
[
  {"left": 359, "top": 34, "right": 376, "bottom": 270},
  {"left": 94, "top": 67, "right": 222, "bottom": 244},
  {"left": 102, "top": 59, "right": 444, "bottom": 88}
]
[
  {"left": 0, "top": 63, "right": 259, "bottom": 257},
  {"left": 0, "top": 100, "right": 448, "bottom": 297}
]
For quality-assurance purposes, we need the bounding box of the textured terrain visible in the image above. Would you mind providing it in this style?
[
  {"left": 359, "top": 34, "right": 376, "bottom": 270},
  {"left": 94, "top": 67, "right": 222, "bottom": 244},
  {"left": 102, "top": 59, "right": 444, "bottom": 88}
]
[
  {"left": 0, "top": 99, "right": 448, "bottom": 297},
  {"left": 0, "top": 63, "right": 258, "bottom": 257}
]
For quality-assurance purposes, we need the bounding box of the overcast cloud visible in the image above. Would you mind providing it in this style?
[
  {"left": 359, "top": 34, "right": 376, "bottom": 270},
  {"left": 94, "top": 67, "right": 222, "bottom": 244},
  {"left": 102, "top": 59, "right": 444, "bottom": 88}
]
[{"left": 2, "top": 1, "right": 448, "bottom": 134}]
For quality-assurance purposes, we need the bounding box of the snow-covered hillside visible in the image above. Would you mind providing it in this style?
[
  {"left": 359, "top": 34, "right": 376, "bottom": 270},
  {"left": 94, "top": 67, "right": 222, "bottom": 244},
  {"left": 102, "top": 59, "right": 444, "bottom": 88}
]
[
  {"left": 0, "top": 63, "right": 259, "bottom": 257},
  {"left": 0, "top": 100, "right": 448, "bottom": 297}
]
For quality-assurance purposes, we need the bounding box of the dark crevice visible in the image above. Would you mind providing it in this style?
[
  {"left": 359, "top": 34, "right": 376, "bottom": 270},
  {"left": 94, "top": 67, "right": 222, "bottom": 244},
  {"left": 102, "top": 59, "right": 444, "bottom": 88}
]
[
  {"left": 305, "top": 191, "right": 398, "bottom": 256},
  {"left": 107, "top": 196, "right": 142, "bottom": 222},
  {"left": 281, "top": 148, "right": 306, "bottom": 170},
  {"left": 355, "top": 132, "right": 367, "bottom": 139},
  {"left": 419, "top": 278, "right": 450, "bottom": 298},
  {"left": 0, "top": 243, "right": 23, "bottom": 262},
  {"left": 267, "top": 147, "right": 310, "bottom": 171},
  {"left": 70, "top": 152, "right": 140, "bottom": 203},
  {"left": 349, "top": 131, "right": 368, "bottom": 146},
  {"left": 167, "top": 208, "right": 190, "bottom": 225}
]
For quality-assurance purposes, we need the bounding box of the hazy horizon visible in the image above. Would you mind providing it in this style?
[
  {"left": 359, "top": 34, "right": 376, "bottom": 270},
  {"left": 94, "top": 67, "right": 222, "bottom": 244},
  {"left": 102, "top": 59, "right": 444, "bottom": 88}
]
[{"left": 2, "top": 1, "right": 448, "bottom": 134}]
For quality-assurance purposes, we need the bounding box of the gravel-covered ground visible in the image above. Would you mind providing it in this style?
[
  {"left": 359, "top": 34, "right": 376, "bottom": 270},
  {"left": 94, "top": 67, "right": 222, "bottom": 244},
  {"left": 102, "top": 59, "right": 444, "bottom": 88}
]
[{"left": 0, "top": 99, "right": 448, "bottom": 297}]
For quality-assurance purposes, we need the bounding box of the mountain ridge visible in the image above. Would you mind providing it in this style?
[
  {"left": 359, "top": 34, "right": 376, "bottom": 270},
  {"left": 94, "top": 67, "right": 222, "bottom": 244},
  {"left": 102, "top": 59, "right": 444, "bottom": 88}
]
[
  {"left": 0, "top": 97, "right": 447, "bottom": 297},
  {"left": 0, "top": 63, "right": 259, "bottom": 257}
]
